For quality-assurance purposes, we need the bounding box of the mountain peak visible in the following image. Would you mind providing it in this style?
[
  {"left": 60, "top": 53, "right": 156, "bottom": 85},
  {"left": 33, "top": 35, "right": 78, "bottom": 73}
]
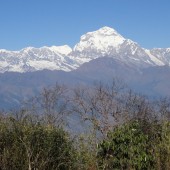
[
  {"left": 73, "top": 26, "right": 125, "bottom": 53},
  {"left": 97, "top": 26, "right": 120, "bottom": 36}
]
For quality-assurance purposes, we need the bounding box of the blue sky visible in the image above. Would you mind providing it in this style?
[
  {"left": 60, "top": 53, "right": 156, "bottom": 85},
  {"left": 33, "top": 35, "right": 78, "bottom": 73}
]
[{"left": 0, "top": 0, "right": 170, "bottom": 50}]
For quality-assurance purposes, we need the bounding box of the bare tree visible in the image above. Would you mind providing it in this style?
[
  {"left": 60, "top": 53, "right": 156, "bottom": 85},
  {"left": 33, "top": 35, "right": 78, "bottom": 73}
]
[
  {"left": 72, "top": 80, "right": 125, "bottom": 138},
  {"left": 23, "top": 83, "right": 69, "bottom": 127},
  {"left": 155, "top": 97, "right": 170, "bottom": 121},
  {"left": 122, "top": 90, "right": 155, "bottom": 122}
]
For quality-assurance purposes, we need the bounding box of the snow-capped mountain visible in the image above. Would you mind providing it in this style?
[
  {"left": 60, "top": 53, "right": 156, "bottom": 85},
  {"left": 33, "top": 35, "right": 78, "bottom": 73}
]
[
  {"left": 71, "top": 27, "right": 166, "bottom": 68},
  {"left": 0, "top": 45, "right": 76, "bottom": 73},
  {"left": 0, "top": 26, "right": 169, "bottom": 73}
]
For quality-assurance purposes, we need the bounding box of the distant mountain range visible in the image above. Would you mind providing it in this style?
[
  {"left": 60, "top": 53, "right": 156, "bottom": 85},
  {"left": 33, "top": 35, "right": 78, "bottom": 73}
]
[
  {"left": 0, "top": 26, "right": 170, "bottom": 73},
  {"left": 0, "top": 26, "right": 170, "bottom": 109}
]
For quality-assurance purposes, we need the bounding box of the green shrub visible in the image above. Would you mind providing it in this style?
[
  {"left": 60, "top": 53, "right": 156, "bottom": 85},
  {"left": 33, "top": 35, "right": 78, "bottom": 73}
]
[
  {"left": 154, "top": 121, "right": 170, "bottom": 169},
  {"left": 0, "top": 115, "right": 77, "bottom": 170},
  {"left": 97, "top": 120, "right": 160, "bottom": 170}
]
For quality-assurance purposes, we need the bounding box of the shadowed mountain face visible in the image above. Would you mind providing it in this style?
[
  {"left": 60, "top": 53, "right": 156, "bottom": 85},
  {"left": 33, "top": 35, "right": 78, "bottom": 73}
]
[{"left": 0, "top": 57, "right": 170, "bottom": 110}]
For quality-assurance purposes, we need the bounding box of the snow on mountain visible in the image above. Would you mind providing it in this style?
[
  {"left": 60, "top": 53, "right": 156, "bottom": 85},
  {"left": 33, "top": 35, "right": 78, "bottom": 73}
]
[
  {"left": 0, "top": 26, "right": 169, "bottom": 73},
  {"left": 150, "top": 48, "right": 170, "bottom": 66},
  {"left": 71, "top": 27, "right": 125, "bottom": 64},
  {"left": 73, "top": 26, "right": 125, "bottom": 53},
  {"left": 71, "top": 26, "right": 167, "bottom": 68},
  {"left": 144, "top": 49, "right": 164, "bottom": 66},
  {"left": 0, "top": 45, "right": 76, "bottom": 73},
  {"left": 48, "top": 45, "right": 72, "bottom": 55}
]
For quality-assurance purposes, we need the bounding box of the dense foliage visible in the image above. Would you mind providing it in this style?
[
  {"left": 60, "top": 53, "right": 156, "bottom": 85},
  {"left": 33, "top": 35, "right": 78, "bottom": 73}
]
[
  {"left": 0, "top": 113, "right": 76, "bottom": 170},
  {"left": 98, "top": 121, "right": 159, "bottom": 169}
]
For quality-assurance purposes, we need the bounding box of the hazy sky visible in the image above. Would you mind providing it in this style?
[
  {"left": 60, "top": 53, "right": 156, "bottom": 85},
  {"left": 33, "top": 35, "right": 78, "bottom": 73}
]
[{"left": 0, "top": 0, "right": 170, "bottom": 50}]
